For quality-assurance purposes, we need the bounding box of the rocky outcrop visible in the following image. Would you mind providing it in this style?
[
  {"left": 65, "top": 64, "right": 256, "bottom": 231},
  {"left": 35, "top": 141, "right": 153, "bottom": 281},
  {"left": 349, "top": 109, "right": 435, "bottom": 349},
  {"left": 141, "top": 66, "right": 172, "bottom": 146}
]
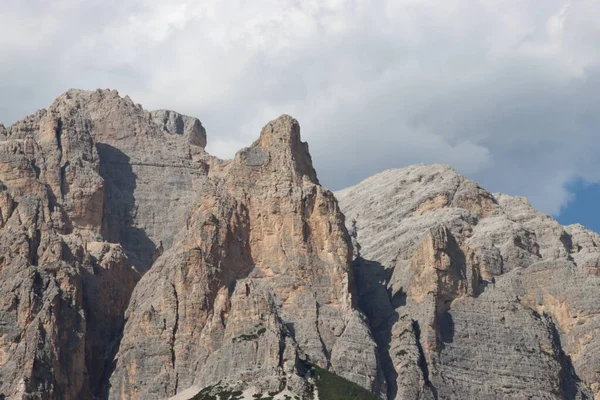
[
  {"left": 336, "top": 164, "right": 599, "bottom": 399},
  {"left": 107, "top": 115, "right": 379, "bottom": 399},
  {"left": 0, "top": 89, "right": 211, "bottom": 399},
  {"left": 0, "top": 97, "right": 103, "bottom": 399},
  {"left": 0, "top": 96, "right": 379, "bottom": 400}
]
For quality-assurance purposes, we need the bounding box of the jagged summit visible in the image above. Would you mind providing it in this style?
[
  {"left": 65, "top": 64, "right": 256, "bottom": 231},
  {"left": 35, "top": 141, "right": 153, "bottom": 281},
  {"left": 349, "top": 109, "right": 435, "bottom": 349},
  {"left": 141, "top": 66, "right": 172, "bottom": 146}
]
[
  {"left": 231, "top": 114, "right": 319, "bottom": 185},
  {"left": 2, "top": 88, "right": 206, "bottom": 147},
  {"left": 0, "top": 90, "right": 599, "bottom": 400}
]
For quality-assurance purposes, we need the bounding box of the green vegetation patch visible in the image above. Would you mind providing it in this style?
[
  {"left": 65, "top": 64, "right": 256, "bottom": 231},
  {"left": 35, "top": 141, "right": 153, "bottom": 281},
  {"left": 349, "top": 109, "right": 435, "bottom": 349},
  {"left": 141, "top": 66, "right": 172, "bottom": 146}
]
[
  {"left": 188, "top": 384, "right": 243, "bottom": 400},
  {"left": 190, "top": 363, "right": 379, "bottom": 400},
  {"left": 233, "top": 326, "right": 267, "bottom": 343},
  {"left": 251, "top": 393, "right": 275, "bottom": 400},
  {"left": 310, "top": 364, "right": 379, "bottom": 400}
]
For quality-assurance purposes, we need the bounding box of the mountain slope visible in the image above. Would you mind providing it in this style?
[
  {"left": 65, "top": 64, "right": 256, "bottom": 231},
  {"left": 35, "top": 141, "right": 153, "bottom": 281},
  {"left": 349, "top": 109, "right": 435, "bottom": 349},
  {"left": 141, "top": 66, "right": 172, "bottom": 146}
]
[
  {"left": 336, "top": 164, "right": 599, "bottom": 399},
  {"left": 0, "top": 89, "right": 213, "bottom": 399}
]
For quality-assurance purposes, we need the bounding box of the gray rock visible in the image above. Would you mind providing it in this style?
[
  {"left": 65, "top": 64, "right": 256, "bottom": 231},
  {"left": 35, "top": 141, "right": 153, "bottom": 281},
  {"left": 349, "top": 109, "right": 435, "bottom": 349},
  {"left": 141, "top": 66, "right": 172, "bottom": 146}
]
[
  {"left": 150, "top": 109, "right": 207, "bottom": 148},
  {"left": 1, "top": 91, "right": 599, "bottom": 400},
  {"left": 336, "top": 164, "right": 598, "bottom": 399},
  {"left": 0, "top": 89, "right": 210, "bottom": 399},
  {"left": 107, "top": 114, "right": 379, "bottom": 399}
]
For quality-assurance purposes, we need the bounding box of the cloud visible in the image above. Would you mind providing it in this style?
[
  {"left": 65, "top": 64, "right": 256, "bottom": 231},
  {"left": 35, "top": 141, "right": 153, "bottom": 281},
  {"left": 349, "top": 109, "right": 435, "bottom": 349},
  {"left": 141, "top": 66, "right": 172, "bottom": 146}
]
[{"left": 1, "top": 0, "right": 599, "bottom": 215}]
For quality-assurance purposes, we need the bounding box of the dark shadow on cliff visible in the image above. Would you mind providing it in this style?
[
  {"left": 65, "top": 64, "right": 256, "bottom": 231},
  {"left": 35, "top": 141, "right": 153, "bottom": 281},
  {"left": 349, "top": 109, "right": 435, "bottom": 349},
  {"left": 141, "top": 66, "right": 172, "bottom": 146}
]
[
  {"left": 438, "top": 309, "right": 455, "bottom": 345},
  {"left": 97, "top": 326, "right": 125, "bottom": 400},
  {"left": 80, "top": 266, "right": 129, "bottom": 399},
  {"left": 412, "top": 320, "right": 439, "bottom": 400},
  {"left": 546, "top": 315, "right": 591, "bottom": 399},
  {"left": 97, "top": 143, "right": 157, "bottom": 272},
  {"left": 92, "top": 143, "right": 156, "bottom": 398},
  {"left": 352, "top": 257, "right": 398, "bottom": 399}
]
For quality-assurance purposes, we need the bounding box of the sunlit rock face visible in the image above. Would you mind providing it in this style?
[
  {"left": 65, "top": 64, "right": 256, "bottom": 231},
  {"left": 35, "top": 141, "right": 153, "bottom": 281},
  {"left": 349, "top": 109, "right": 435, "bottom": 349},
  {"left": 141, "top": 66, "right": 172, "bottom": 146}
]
[
  {"left": 0, "top": 90, "right": 598, "bottom": 400},
  {"left": 336, "top": 164, "right": 599, "bottom": 399},
  {"left": 108, "top": 114, "right": 379, "bottom": 399},
  {"left": 0, "top": 92, "right": 378, "bottom": 400}
]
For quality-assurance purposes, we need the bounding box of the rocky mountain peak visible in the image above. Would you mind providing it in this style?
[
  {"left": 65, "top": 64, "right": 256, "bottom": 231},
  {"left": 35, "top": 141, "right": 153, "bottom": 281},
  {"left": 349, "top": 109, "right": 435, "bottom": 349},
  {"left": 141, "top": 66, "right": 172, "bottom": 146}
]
[
  {"left": 0, "top": 91, "right": 599, "bottom": 400},
  {"left": 236, "top": 114, "right": 318, "bottom": 184},
  {"left": 257, "top": 114, "right": 299, "bottom": 144}
]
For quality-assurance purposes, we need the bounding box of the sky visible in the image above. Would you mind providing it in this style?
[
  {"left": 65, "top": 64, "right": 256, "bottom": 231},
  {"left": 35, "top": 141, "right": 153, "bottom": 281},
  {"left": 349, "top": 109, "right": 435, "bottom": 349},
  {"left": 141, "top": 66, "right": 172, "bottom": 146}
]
[{"left": 1, "top": 0, "right": 599, "bottom": 231}]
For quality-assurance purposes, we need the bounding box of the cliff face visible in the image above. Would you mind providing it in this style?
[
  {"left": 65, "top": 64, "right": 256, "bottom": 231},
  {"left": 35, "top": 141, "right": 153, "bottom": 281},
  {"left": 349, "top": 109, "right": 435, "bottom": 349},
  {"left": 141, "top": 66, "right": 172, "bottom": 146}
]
[
  {"left": 0, "top": 91, "right": 378, "bottom": 400},
  {"left": 0, "top": 91, "right": 598, "bottom": 400},
  {"left": 0, "top": 89, "right": 212, "bottom": 399},
  {"left": 107, "top": 115, "right": 378, "bottom": 399},
  {"left": 336, "top": 165, "right": 600, "bottom": 399}
]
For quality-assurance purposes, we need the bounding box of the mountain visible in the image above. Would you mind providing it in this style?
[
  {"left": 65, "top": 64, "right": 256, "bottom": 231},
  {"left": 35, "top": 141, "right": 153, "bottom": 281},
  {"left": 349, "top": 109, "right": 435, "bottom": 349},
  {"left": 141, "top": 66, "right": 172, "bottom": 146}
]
[
  {"left": 0, "top": 90, "right": 598, "bottom": 399},
  {"left": 336, "top": 165, "right": 600, "bottom": 399}
]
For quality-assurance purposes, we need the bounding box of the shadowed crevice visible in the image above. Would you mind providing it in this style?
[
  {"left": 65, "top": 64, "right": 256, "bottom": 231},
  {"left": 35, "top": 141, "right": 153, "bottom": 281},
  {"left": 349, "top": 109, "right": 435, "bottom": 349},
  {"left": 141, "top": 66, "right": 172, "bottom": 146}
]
[
  {"left": 545, "top": 315, "right": 591, "bottom": 399},
  {"left": 55, "top": 118, "right": 63, "bottom": 153},
  {"left": 412, "top": 320, "right": 439, "bottom": 400},
  {"left": 353, "top": 257, "right": 397, "bottom": 399},
  {"left": 27, "top": 229, "right": 41, "bottom": 266},
  {"left": 60, "top": 161, "right": 70, "bottom": 198},
  {"left": 170, "top": 283, "right": 180, "bottom": 370},
  {"left": 438, "top": 310, "right": 455, "bottom": 345},
  {"left": 315, "top": 301, "right": 332, "bottom": 369}
]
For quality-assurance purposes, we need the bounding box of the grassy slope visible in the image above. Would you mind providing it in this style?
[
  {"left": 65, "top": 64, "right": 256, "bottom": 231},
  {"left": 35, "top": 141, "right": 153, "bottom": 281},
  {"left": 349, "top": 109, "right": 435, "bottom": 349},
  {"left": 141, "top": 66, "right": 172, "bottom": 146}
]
[
  {"left": 312, "top": 365, "right": 379, "bottom": 400},
  {"left": 188, "top": 365, "right": 380, "bottom": 400}
]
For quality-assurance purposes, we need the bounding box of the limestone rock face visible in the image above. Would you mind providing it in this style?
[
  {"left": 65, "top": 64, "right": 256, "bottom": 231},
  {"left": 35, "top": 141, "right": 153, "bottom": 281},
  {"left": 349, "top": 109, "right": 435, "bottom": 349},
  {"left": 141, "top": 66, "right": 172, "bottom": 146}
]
[
  {"left": 0, "top": 97, "right": 379, "bottom": 400},
  {"left": 0, "top": 89, "right": 211, "bottom": 399},
  {"left": 150, "top": 109, "right": 207, "bottom": 148},
  {"left": 107, "top": 115, "right": 379, "bottom": 399},
  {"left": 336, "top": 164, "right": 599, "bottom": 399},
  {"left": 2, "top": 91, "right": 600, "bottom": 400}
]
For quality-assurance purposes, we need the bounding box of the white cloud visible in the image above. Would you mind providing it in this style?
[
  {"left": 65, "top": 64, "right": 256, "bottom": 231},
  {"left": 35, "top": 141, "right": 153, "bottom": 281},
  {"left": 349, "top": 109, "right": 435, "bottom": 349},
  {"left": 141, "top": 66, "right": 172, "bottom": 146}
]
[{"left": 1, "top": 0, "right": 599, "bottom": 215}]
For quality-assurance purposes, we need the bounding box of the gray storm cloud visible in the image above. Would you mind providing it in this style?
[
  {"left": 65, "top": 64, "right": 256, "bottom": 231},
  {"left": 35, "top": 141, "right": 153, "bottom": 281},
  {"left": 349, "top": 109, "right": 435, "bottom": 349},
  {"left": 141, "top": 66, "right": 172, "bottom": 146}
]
[{"left": 0, "top": 0, "right": 598, "bottom": 215}]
